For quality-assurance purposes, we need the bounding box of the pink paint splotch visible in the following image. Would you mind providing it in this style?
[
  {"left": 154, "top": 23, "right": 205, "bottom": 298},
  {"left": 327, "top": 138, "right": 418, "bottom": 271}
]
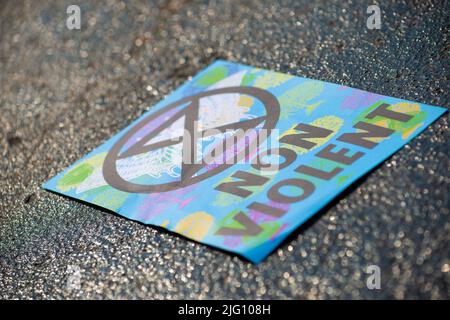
[
  {"left": 136, "top": 185, "right": 196, "bottom": 221},
  {"left": 341, "top": 88, "right": 383, "bottom": 110},
  {"left": 223, "top": 236, "right": 242, "bottom": 248},
  {"left": 249, "top": 201, "right": 290, "bottom": 224}
]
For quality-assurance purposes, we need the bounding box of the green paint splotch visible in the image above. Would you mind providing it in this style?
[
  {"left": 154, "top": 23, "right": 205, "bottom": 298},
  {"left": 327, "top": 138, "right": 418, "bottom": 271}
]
[
  {"left": 279, "top": 81, "right": 324, "bottom": 119},
  {"left": 356, "top": 101, "right": 426, "bottom": 140},
  {"left": 253, "top": 72, "right": 293, "bottom": 89},
  {"left": 337, "top": 174, "right": 352, "bottom": 186},
  {"left": 92, "top": 187, "right": 129, "bottom": 211},
  {"left": 56, "top": 152, "right": 107, "bottom": 192},
  {"left": 79, "top": 185, "right": 129, "bottom": 211},
  {"left": 241, "top": 72, "right": 256, "bottom": 86},
  {"left": 57, "top": 163, "right": 93, "bottom": 191},
  {"left": 195, "top": 65, "right": 228, "bottom": 87}
]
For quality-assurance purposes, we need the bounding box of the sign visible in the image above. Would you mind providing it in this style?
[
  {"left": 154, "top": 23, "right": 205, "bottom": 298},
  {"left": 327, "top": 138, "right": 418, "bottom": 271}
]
[{"left": 43, "top": 61, "right": 446, "bottom": 262}]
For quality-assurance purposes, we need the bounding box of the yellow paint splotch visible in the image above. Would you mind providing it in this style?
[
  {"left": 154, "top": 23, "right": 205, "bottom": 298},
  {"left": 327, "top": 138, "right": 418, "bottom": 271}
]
[
  {"left": 281, "top": 115, "right": 344, "bottom": 154},
  {"left": 174, "top": 211, "right": 214, "bottom": 241},
  {"left": 238, "top": 95, "right": 254, "bottom": 108},
  {"left": 254, "top": 72, "right": 293, "bottom": 89}
]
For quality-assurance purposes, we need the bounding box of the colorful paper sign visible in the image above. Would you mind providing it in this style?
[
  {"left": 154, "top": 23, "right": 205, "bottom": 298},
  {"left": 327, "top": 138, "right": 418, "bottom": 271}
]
[{"left": 43, "top": 60, "right": 446, "bottom": 262}]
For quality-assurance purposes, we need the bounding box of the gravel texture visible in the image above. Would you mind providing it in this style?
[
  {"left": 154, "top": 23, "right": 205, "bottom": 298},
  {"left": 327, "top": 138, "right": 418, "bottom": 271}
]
[{"left": 0, "top": 0, "right": 449, "bottom": 299}]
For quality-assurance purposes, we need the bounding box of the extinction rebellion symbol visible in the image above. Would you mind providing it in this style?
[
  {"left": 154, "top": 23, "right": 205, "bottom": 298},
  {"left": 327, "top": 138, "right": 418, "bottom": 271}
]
[{"left": 103, "top": 86, "right": 281, "bottom": 193}]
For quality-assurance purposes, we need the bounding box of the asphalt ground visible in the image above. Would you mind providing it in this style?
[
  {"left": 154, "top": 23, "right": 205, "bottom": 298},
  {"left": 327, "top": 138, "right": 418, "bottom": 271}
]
[{"left": 0, "top": 0, "right": 449, "bottom": 299}]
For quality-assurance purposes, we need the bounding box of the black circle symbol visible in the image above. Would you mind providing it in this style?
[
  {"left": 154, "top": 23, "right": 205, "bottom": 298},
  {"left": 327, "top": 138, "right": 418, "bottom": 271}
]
[{"left": 103, "top": 86, "right": 280, "bottom": 193}]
